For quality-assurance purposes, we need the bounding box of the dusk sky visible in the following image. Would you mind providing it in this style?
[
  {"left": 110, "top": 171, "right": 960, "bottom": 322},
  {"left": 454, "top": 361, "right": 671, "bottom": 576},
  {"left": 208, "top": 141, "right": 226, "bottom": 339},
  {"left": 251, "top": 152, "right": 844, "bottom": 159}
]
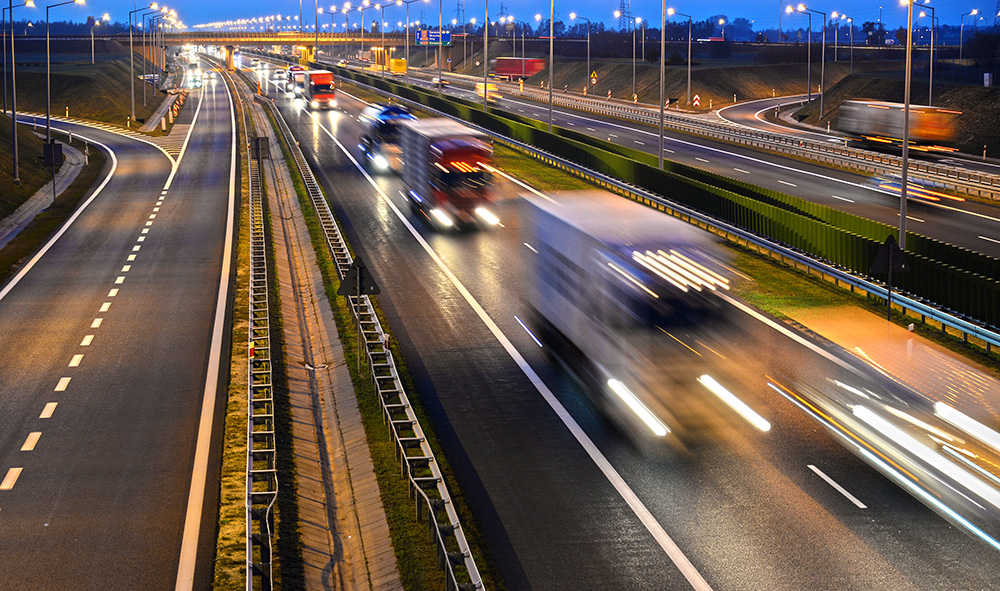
[{"left": 42, "top": 0, "right": 997, "bottom": 32}]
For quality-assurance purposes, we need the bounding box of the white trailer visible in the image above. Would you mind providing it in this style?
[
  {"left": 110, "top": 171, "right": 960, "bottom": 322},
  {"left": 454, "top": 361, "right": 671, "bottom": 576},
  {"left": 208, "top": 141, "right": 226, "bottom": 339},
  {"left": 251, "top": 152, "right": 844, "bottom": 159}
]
[{"left": 522, "top": 191, "right": 732, "bottom": 446}]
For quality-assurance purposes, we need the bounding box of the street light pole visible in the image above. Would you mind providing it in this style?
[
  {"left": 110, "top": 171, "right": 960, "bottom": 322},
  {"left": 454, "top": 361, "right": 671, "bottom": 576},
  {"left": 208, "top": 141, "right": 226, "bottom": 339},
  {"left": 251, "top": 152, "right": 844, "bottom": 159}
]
[
  {"left": 668, "top": 8, "right": 692, "bottom": 107},
  {"left": 482, "top": 0, "right": 488, "bottom": 109},
  {"left": 47, "top": 0, "right": 83, "bottom": 141},
  {"left": 570, "top": 13, "right": 591, "bottom": 93},
  {"left": 797, "top": 6, "right": 826, "bottom": 117},
  {"left": 658, "top": 0, "right": 665, "bottom": 168},
  {"left": 129, "top": 4, "right": 156, "bottom": 125},
  {"left": 899, "top": 0, "right": 915, "bottom": 250},
  {"left": 5, "top": 0, "right": 34, "bottom": 184},
  {"left": 959, "top": 9, "right": 977, "bottom": 62},
  {"left": 919, "top": 3, "right": 934, "bottom": 105},
  {"left": 787, "top": 5, "right": 811, "bottom": 104}
]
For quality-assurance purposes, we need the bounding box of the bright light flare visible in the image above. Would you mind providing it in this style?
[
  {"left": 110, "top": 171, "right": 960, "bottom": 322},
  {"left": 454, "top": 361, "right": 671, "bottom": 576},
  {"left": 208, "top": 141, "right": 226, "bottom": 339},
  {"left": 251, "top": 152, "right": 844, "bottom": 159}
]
[
  {"left": 607, "top": 379, "right": 669, "bottom": 437},
  {"left": 854, "top": 405, "right": 1000, "bottom": 510},
  {"left": 474, "top": 207, "right": 500, "bottom": 225},
  {"left": 935, "top": 402, "right": 1000, "bottom": 455},
  {"left": 430, "top": 208, "right": 454, "bottom": 227},
  {"left": 699, "top": 375, "right": 771, "bottom": 432}
]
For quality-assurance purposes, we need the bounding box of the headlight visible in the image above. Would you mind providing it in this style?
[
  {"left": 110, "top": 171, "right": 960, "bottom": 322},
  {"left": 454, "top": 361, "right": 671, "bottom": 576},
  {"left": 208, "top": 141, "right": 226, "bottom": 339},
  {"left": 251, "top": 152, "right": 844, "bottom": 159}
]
[
  {"left": 474, "top": 207, "right": 500, "bottom": 226},
  {"left": 373, "top": 154, "right": 389, "bottom": 170},
  {"left": 310, "top": 100, "right": 319, "bottom": 108},
  {"left": 430, "top": 209, "right": 454, "bottom": 227}
]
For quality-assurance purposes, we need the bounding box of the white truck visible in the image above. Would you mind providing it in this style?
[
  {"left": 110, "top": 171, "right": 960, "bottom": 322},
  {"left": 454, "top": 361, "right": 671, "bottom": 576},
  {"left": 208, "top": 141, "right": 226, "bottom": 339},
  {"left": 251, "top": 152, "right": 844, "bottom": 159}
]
[
  {"left": 522, "top": 191, "right": 732, "bottom": 448},
  {"left": 399, "top": 118, "right": 498, "bottom": 229}
]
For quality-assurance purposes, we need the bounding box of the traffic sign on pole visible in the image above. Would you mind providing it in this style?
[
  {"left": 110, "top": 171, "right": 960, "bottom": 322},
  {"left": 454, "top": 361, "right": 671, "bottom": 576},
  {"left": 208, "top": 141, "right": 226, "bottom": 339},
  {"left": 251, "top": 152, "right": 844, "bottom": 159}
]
[{"left": 692, "top": 93, "right": 701, "bottom": 107}]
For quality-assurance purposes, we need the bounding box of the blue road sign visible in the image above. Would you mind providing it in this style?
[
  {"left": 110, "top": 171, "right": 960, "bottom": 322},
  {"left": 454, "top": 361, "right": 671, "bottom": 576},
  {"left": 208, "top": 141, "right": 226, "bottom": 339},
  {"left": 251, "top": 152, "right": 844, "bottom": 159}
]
[{"left": 416, "top": 29, "right": 452, "bottom": 46}]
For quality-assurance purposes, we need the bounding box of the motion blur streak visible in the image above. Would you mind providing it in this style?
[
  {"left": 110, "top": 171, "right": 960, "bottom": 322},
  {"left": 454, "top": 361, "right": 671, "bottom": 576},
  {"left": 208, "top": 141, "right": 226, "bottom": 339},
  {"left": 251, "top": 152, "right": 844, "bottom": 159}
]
[
  {"left": 699, "top": 375, "right": 771, "bottom": 432},
  {"left": 858, "top": 447, "right": 1000, "bottom": 553},
  {"left": 607, "top": 379, "right": 669, "bottom": 437},
  {"left": 935, "top": 402, "right": 1000, "bottom": 455},
  {"left": 852, "top": 406, "right": 1000, "bottom": 510}
]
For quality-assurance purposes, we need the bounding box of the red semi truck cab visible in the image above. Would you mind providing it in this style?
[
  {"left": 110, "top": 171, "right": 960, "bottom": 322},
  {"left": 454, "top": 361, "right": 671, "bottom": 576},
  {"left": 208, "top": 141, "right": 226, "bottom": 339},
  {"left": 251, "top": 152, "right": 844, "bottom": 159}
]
[
  {"left": 302, "top": 70, "right": 336, "bottom": 109},
  {"left": 400, "top": 118, "right": 497, "bottom": 229}
]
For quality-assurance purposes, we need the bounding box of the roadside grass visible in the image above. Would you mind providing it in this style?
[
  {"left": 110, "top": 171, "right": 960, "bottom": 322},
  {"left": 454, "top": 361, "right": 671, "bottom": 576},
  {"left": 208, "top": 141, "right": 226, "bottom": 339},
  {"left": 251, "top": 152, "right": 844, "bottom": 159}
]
[
  {"left": 14, "top": 57, "right": 159, "bottom": 127},
  {"left": 0, "top": 118, "right": 52, "bottom": 219},
  {"left": 0, "top": 137, "right": 107, "bottom": 286},
  {"left": 265, "top": 107, "right": 502, "bottom": 591},
  {"left": 211, "top": 71, "right": 252, "bottom": 591}
]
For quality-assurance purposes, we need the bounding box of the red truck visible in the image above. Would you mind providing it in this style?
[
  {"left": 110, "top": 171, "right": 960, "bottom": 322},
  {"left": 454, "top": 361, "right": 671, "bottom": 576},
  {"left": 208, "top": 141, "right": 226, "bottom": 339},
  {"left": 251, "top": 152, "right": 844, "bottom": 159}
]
[
  {"left": 490, "top": 57, "right": 546, "bottom": 80},
  {"left": 399, "top": 118, "right": 497, "bottom": 229},
  {"left": 301, "top": 70, "right": 336, "bottom": 110}
]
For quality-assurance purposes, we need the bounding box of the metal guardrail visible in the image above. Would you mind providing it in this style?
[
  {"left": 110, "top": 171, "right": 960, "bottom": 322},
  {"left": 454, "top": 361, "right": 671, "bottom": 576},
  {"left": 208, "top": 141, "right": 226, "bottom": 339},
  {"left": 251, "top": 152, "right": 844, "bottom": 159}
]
[
  {"left": 341, "top": 75, "right": 1000, "bottom": 353},
  {"left": 249, "top": 79, "right": 484, "bottom": 590},
  {"left": 487, "top": 80, "right": 1000, "bottom": 201},
  {"left": 213, "top": 60, "right": 278, "bottom": 591}
]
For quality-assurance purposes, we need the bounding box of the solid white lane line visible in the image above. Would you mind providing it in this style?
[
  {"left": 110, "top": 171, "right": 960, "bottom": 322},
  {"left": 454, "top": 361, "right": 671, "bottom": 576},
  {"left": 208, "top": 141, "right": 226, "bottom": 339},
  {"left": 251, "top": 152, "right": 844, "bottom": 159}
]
[
  {"left": 40, "top": 402, "right": 57, "bottom": 419},
  {"left": 108, "top": 288, "right": 118, "bottom": 297},
  {"left": 779, "top": 180, "right": 797, "bottom": 187},
  {"left": 695, "top": 157, "right": 710, "bottom": 163},
  {"left": 55, "top": 377, "right": 71, "bottom": 391},
  {"left": 69, "top": 354, "right": 83, "bottom": 367},
  {"left": 121, "top": 265, "right": 131, "bottom": 272},
  {"left": 1, "top": 467, "right": 23, "bottom": 490},
  {"left": 733, "top": 168, "right": 751, "bottom": 174},
  {"left": 174, "top": 63, "right": 237, "bottom": 591},
  {"left": 832, "top": 195, "right": 855, "bottom": 203},
  {"left": 0, "top": 135, "right": 119, "bottom": 303},
  {"left": 91, "top": 318, "right": 103, "bottom": 328},
  {"left": 808, "top": 465, "right": 868, "bottom": 509},
  {"left": 21, "top": 432, "right": 41, "bottom": 451},
  {"left": 979, "top": 235, "right": 1000, "bottom": 245},
  {"left": 115, "top": 276, "right": 125, "bottom": 285},
  {"left": 100, "top": 302, "right": 111, "bottom": 312},
  {"left": 313, "top": 113, "right": 715, "bottom": 591}
]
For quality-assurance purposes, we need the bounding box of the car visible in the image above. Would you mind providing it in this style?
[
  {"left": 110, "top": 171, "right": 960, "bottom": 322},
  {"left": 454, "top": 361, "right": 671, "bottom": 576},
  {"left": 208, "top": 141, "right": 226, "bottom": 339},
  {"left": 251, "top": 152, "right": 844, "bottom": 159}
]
[
  {"left": 336, "top": 59, "right": 348, "bottom": 67},
  {"left": 431, "top": 76, "right": 449, "bottom": 86},
  {"left": 207, "top": 70, "right": 217, "bottom": 79},
  {"left": 272, "top": 68, "right": 286, "bottom": 80}
]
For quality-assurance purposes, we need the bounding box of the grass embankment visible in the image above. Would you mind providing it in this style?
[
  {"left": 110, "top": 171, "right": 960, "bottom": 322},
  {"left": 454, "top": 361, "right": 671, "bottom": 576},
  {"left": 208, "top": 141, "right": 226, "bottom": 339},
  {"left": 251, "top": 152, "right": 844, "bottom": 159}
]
[
  {"left": 795, "top": 72, "right": 1000, "bottom": 156},
  {"left": 211, "top": 70, "right": 252, "bottom": 591},
  {"left": 14, "top": 55, "right": 160, "bottom": 127},
  {"left": 265, "top": 105, "right": 501, "bottom": 590},
  {"left": 0, "top": 134, "right": 108, "bottom": 285},
  {"left": 0, "top": 116, "right": 52, "bottom": 218}
]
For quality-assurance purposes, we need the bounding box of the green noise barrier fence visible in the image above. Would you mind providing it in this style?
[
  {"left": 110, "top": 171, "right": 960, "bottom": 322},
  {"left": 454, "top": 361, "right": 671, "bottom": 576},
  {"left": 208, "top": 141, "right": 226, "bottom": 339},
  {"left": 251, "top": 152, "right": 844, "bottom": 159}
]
[{"left": 329, "top": 65, "right": 1000, "bottom": 328}]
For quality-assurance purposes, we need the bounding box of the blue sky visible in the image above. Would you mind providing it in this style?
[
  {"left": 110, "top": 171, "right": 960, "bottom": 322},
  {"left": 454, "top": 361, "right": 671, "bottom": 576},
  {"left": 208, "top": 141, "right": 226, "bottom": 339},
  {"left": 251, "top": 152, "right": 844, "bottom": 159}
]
[{"left": 51, "top": 0, "right": 996, "bottom": 30}]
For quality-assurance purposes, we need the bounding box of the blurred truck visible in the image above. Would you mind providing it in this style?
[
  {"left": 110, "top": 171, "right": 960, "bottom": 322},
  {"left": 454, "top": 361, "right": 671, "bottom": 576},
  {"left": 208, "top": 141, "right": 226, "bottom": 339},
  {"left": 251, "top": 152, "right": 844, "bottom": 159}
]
[
  {"left": 835, "top": 100, "right": 961, "bottom": 146},
  {"left": 301, "top": 70, "right": 336, "bottom": 109},
  {"left": 490, "top": 57, "right": 546, "bottom": 80},
  {"left": 359, "top": 104, "right": 416, "bottom": 172},
  {"left": 285, "top": 65, "right": 307, "bottom": 94},
  {"left": 522, "top": 191, "right": 733, "bottom": 448},
  {"left": 475, "top": 82, "right": 501, "bottom": 103},
  {"left": 389, "top": 58, "right": 407, "bottom": 76},
  {"left": 399, "top": 118, "right": 497, "bottom": 229}
]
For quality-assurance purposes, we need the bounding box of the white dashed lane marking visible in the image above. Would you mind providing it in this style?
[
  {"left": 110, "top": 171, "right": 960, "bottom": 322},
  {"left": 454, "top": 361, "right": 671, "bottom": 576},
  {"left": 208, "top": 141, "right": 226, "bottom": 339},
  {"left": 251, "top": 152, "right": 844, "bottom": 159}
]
[
  {"left": 99, "top": 302, "right": 111, "bottom": 312},
  {"left": 1, "top": 467, "right": 23, "bottom": 490},
  {"left": 91, "top": 318, "right": 103, "bottom": 328},
  {"left": 54, "top": 377, "right": 71, "bottom": 391},
  {"left": 832, "top": 195, "right": 855, "bottom": 203},
  {"left": 696, "top": 157, "right": 710, "bottom": 163},
  {"left": 81, "top": 335, "right": 94, "bottom": 346},
  {"left": 115, "top": 276, "right": 125, "bottom": 285},
  {"left": 40, "top": 403, "right": 57, "bottom": 419},
  {"left": 21, "top": 432, "right": 41, "bottom": 452},
  {"left": 69, "top": 354, "right": 83, "bottom": 367},
  {"left": 779, "top": 180, "right": 797, "bottom": 187},
  {"left": 734, "top": 168, "right": 751, "bottom": 174},
  {"left": 121, "top": 265, "right": 131, "bottom": 272},
  {"left": 108, "top": 289, "right": 118, "bottom": 297}
]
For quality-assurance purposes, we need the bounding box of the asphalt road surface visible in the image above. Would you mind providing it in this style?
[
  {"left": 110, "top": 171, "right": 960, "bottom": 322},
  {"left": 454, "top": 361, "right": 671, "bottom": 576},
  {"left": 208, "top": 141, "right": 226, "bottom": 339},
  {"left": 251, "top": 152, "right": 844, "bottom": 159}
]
[
  {"left": 251, "top": 65, "right": 1000, "bottom": 590},
  {"left": 0, "top": 64, "right": 235, "bottom": 590}
]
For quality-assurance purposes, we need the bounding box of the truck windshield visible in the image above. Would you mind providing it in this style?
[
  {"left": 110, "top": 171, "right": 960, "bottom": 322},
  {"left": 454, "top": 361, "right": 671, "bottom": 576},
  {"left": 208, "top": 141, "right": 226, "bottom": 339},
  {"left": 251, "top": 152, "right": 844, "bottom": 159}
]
[
  {"left": 311, "top": 82, "right": 334, "bottom": 93},
  {"left": 432, "top": 167, "right": 487, "bottom": 190}
]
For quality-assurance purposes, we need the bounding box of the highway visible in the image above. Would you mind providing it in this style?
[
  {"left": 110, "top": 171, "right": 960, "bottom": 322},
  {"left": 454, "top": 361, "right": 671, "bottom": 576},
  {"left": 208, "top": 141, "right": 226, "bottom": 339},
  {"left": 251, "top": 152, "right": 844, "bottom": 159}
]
[
  {"left": 0, "top": 61, "right": 235, "bottom": 590},
  {"left": 251, "top": 64, "right": 999, "bottom": 590}
]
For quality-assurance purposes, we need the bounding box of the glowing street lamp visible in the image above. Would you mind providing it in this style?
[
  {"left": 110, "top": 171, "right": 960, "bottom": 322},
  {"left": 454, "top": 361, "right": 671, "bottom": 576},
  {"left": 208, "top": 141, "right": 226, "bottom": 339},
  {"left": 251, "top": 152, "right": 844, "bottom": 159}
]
[
  {"left": 569, "top": 12, "right": 592, "bottom": 93},
  {"left": 959, "top": 8, "right": 977, "bottom": 62}
]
